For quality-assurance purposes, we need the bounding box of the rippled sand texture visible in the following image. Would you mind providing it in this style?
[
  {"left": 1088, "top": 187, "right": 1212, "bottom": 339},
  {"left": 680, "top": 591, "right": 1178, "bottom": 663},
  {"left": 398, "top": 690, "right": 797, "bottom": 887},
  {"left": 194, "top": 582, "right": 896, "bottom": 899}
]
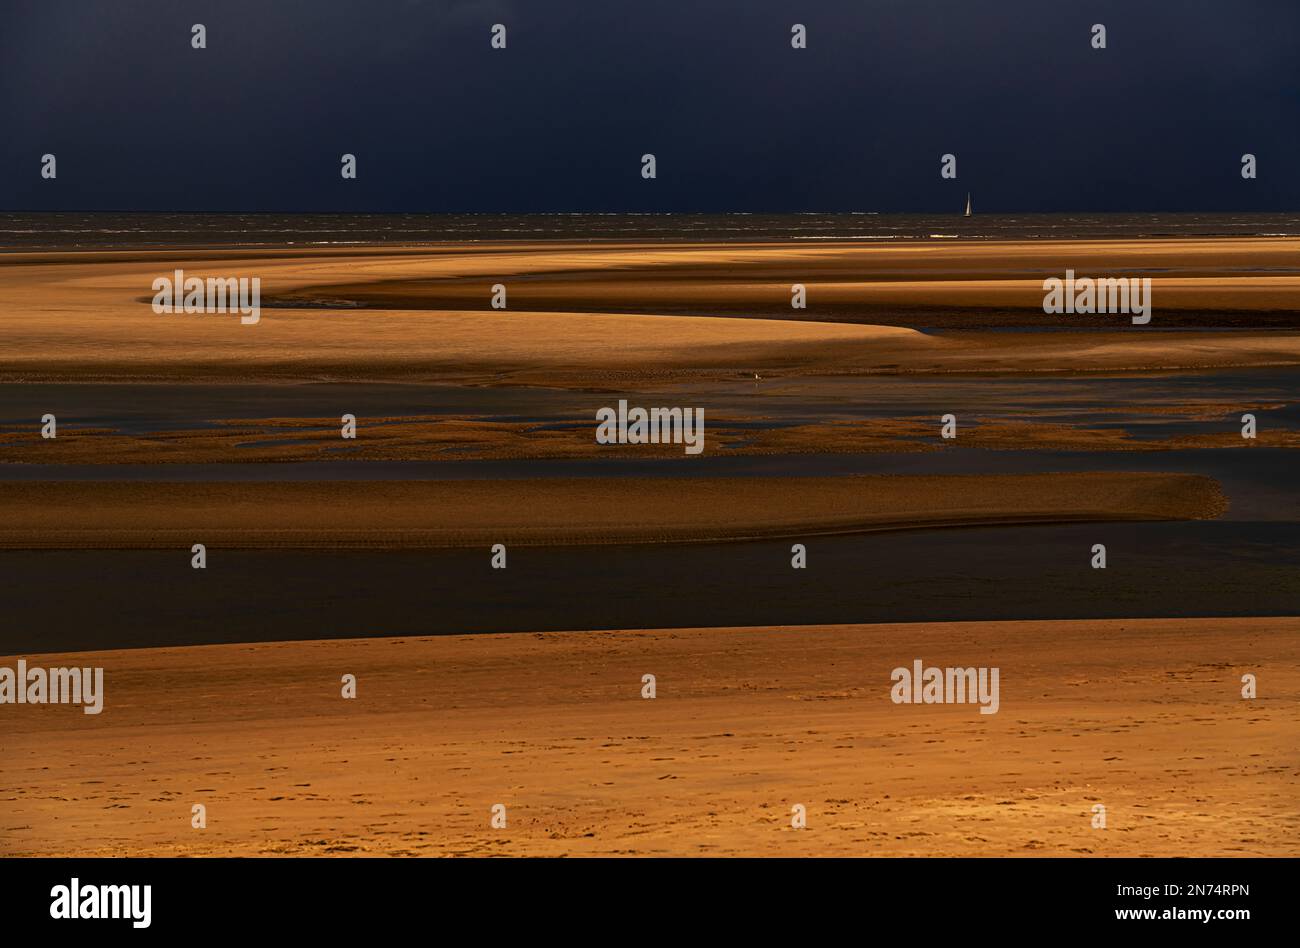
[{"left": 3, "top": 618, "right": 1295, "bottom": 857}]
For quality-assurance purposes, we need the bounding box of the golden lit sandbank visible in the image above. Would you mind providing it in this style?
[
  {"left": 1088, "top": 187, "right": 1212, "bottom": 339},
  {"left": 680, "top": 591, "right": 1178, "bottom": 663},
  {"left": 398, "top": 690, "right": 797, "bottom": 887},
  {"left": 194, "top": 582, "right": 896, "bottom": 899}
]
[
  {"left": 0, "top": 472, "right": 1225, "bottom": 549},
  {"left": 4, "top": 616, "right": 1295, "bottom": 857},
  {"left": 262, "top": 237, "right": 1300, "bottom": 328},
  {"left": 3, "top": 240, "right": 1300, "bottom": 385}
]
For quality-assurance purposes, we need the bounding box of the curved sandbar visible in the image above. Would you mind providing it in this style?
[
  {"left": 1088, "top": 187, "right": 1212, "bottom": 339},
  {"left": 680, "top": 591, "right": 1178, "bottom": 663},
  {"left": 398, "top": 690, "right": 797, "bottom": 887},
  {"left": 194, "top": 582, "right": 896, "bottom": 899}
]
[{"left": 3, "top": 241, "right": 1300, "bottom": 385}]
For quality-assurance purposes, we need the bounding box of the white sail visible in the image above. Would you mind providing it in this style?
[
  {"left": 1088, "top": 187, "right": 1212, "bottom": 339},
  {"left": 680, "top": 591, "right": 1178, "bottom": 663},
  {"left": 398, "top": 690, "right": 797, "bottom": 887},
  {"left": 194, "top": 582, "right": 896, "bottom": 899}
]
[{"left": 964, "top": 193, "right": 972, "bottom": 217}]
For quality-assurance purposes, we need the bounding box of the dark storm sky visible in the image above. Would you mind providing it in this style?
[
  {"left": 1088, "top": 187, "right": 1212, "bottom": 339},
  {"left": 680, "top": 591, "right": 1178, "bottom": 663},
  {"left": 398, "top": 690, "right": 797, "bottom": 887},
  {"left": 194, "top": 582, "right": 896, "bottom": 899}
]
[{"left": 1, "top": 0, "right": 1297, "bottom": 213}]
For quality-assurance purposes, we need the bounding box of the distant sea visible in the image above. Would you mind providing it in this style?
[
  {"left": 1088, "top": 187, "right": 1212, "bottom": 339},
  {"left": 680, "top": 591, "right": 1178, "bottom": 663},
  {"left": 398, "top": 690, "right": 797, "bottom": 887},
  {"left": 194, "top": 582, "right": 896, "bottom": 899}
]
[{"left": 1, "top": 212, "right": 1298, "bottom": 250}]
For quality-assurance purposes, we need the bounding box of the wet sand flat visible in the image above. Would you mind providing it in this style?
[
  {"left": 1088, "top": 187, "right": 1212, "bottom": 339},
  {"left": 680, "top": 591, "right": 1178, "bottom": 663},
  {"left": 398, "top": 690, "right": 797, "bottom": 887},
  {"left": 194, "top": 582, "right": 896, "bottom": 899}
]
[
  {"left": 3, "top": 617, "right": 1294, "bottom": 857},
  {"left": 3, "top": 412, "right": 1297, "bottom": 466},
  {"left": 0, "top": 472, "right": 1226, "bottom": 549}
]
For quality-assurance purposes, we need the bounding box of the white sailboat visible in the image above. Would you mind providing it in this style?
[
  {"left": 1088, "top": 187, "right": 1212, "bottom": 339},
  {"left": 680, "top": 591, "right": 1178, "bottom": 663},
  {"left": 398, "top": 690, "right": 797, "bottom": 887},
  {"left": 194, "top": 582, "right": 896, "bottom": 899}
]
[{"left": 964, "top": 193, "right": 972, "bottom": 217}]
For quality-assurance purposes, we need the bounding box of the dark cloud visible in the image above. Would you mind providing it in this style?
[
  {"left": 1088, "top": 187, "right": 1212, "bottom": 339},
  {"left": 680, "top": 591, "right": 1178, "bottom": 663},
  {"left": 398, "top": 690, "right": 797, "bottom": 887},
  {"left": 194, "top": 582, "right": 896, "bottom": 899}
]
[{"left": 1, "top": 0, "right": 1296, "bottom": 212}]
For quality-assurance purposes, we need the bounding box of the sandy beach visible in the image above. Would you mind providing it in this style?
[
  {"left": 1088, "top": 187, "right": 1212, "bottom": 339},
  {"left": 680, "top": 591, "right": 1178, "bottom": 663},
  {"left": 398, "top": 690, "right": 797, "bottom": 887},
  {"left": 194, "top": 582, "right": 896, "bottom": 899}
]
[
  {"left": 6, "top": 0, "right": 1299, "bottom": 900},
  {"left": 3, "top": 617, "right": 1295, "bottom": 857},
  {"left": 3, "top": 229, "right": 1296, "bottom": 861}
]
